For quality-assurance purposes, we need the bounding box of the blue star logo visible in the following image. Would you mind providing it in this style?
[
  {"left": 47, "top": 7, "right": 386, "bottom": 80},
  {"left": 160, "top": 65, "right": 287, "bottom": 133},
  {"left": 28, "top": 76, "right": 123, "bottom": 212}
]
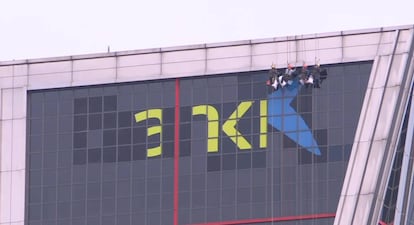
[{"left": 268, "top": 80, "right": 321, "bottom": 155}]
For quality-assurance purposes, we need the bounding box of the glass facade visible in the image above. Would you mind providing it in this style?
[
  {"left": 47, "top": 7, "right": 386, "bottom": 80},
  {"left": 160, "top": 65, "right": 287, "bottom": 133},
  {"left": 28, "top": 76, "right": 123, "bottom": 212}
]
[
  {"left": 380, "top": 96, "right": 411, "bottom": 224},
  {"left": 26, "top": 61, "right": 372, "bottom": 225}
]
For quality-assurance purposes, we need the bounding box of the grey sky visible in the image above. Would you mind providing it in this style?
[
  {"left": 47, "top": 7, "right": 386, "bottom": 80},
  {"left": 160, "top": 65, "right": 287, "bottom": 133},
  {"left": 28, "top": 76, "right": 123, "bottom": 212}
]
[{"left": 1, "top": 0, "right": 413, "bottom": 61}]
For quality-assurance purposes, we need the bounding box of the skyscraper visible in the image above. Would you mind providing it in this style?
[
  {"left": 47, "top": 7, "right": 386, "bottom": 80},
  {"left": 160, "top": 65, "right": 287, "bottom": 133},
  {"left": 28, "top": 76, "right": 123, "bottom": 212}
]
[{"left": 0, "top": 25, "right": 413, "bottom": 225}]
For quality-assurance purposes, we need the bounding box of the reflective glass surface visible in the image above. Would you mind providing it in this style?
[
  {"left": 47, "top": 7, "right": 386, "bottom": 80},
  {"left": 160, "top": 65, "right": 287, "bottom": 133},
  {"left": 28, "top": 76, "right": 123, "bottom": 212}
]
[{"left": 26, "top": 61, "right": 372, "bottom": 225}]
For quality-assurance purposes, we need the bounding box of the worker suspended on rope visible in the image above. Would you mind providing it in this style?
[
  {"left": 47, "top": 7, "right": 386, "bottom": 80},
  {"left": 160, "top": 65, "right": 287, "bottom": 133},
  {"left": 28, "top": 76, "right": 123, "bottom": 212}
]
[
  {"left": 266, "top": 61, "right": 328, "bottom": 90},
  {"left": 285, "top": 63, "right": 296, "bottom": 76},
  {"left": 267, "top": 63, "right": 283, "bottom": 90},
  {"left": 320, "top": 66, "right": 328, "bottom": 84},
  {"left": 284, "top": 63, "right": 296, "bottom": 85},
  {"left": 312, "top": 63, "right": 328, "bottom": 88},
  {"left": 299, "top": 63, "right": 314, "bottom": 88},
  {"left": 267, "top": 63, "right": 277, "bottom": 85},
  {"left": 312, "top": 63, "right": 321, "bottom": 88}
]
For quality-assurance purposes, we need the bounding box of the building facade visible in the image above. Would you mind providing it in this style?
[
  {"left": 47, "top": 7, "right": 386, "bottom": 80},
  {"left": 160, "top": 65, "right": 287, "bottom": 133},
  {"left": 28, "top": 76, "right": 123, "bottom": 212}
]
[{"left": 0, "top": 25, "right": 413, "bottom": 225}]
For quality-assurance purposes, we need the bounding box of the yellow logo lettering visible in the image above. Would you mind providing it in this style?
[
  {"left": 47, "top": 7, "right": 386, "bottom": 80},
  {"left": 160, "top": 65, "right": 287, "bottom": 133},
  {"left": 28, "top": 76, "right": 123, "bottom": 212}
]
[
  {"left": 192, "top": 105, "right": 219, "bottom": 152},
  {"left": 260, "top": 100, "right": 268, "bottom": 148},
  {"left": 222, "top": 101, "right": 253, "bottom": 150},
  {"left": 135, "top": 109, "right": 162, "bottom": 157}
]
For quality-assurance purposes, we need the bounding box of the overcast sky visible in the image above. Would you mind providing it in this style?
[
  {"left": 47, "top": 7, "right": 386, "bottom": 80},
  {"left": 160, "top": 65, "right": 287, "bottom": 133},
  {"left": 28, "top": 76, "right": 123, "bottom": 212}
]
[{"left": 1, "top": 0, "right": 413, "bottom": 61}]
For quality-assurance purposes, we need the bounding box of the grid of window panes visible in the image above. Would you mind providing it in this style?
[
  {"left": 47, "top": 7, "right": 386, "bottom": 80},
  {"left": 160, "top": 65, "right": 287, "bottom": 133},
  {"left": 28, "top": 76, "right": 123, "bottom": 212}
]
[
  {"left": 27, "top": 82, "right": 176, "bottom": 225},
  {"left": 176, "top": 61, "right": 372, "bottom": 225},
  {"left": 26, "top": 61, "right": 372, "bottom": 225}
]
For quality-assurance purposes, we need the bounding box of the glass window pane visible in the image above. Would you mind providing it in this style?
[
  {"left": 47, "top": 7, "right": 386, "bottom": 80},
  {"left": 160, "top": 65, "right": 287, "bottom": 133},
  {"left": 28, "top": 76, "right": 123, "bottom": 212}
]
[
  {"left": 133, "top": 144, "right": 147, "bottom": 160},
  {"left": 103, "top": 130, "right": 116, "bottom": 146},
  {"left": 74, "top": 98, "right": 87, "bottom": 114},
  {"left": 104, "top": 95, "right": 117, "bottom": 111},
  {"left": 103, "top": 147, "right": 116, "bottom": 163},
  {"left": 237, "top": 152, "right": 251, "bottom": 169},
  {"left": 88, "top": 148, "right": 101, "bottom": 163},
  {"left": 104, "top": 113, "right": 117, "bottom": 129},
  {"left": 73, "top": 132, "right": 87, "bottom": 148},
  {"left": 89, "top": 114, "right": 102, "bottom": 130},
  {"left": 74, "top": 115, "right": 87, "bottom": 131},
  {"left": 118, "top": 128, "right": 132, "bottom": 145},
  {"left": 73, "top": 149, "right": 86, "bottom": 165},
  {"left": 207, "top": 155, "right": 221, "bottom": 171},
  {"left": 118, "top": 111, "right": 132, "bottom": 128},
  {"left": 88, "top": 97, "right": 102, "bottom": 113},
  {"left": 118, "top": 145, "right": 131, "bottom": 162}
]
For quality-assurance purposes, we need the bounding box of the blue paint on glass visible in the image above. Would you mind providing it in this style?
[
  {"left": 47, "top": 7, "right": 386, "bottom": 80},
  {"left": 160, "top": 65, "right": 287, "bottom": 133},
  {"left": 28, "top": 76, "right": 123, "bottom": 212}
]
[{"left": 268, "top": 80, "right": 321, "bottom": 155}]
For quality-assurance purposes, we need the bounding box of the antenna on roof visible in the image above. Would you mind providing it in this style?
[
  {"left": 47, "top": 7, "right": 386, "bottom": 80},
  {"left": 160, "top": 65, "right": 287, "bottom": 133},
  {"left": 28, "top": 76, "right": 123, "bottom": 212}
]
[{"left": 107, "top": 46, "right": 110, "bottom": 53}]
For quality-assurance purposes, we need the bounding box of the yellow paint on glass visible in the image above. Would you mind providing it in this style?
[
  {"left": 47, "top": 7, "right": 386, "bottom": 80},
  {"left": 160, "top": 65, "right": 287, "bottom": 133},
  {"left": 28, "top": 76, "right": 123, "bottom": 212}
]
[
  {"left": 134, "top": 109, "right": 162, "bottom": 157},
  {"left": 260, "top": 100, "right": 268, "bottom": 148},
  {"left": 192, "top": 105, "right": 219, "bottom": 152},
  {"left": 222, "top": 101, "right": 253, "bottom": 150}
]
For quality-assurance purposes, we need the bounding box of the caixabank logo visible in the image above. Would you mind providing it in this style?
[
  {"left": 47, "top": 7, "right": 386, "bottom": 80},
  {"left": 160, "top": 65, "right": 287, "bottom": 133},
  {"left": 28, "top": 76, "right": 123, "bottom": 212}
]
[
  {"left": 131, "top": 80, "right": 322, "bottom": 160},
  {"left": 70, "top": 68, "right": 329, "bottom": 170}
]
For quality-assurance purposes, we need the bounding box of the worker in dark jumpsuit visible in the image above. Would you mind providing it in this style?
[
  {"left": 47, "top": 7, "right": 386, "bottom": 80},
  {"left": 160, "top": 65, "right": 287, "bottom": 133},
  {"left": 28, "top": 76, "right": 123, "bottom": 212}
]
[{"left": 312, "top": 64, "right": 322, "bottom": 88}]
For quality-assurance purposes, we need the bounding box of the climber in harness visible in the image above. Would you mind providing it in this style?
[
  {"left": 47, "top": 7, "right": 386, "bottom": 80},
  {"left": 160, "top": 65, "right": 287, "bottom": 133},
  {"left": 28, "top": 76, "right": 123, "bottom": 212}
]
[
  {"left": 312, "top": 63, "right": 328, "bottom": 88},
  {"left": 266, "top": 62, "right": 328, "bottom": 90},
  {"left": 298, "top": 63, "right": 314, "bottom": 88},
  {"left": 320, "top": 66, "right": 328, "bottom": 84},
  {"left": 267, "top": 63, "right": 283, "bottom": 90},
  {"left": 312, "top": 63, "right": 321, "bottom": 88},
  {"left": 267, "top": 63, "right": 277, "bottom": 85},
  {"left": 283, "top": 63, "right": 296, "bottom": 86}
]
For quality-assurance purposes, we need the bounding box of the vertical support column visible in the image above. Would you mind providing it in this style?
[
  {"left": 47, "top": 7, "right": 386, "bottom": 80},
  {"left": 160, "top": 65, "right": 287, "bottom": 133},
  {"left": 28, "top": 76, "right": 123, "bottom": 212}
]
[
  {"left": 173, "top": 78, "right": 180, "bottom": 225},
  {"left": 392, "top": 33, "right": 414, "bottom": 225},
  {"left": 394, "top": 91, "right": 414, "bottom": 225},
  {"left": 0, "top": 86, "right": 27, "bottom": 225}
]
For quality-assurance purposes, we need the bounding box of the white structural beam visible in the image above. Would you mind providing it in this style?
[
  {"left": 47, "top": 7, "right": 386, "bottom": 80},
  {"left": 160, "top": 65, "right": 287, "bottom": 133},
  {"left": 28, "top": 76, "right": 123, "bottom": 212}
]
[
  {"left": 393, "top": 32, "right": 414, "bottom": 225},
  {"left": 0, "top": 86, "right": 27, "bottom": 225},
  {"left": 334, "top": 27, "right": 414, "bottom": 225},
  {"left": 394, "top": 86, "right": 414, "bottom": 225}
]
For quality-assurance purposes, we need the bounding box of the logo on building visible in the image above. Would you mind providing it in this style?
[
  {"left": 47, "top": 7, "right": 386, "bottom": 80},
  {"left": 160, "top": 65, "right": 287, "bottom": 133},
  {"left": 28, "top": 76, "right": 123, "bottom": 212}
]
[{"left": 268, "top": 80, "right": 320, "bottom": 155}]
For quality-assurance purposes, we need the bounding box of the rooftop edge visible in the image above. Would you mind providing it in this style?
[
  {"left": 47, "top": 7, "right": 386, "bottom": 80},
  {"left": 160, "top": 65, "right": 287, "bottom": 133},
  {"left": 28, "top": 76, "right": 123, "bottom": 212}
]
[{"left": 1, "top": 24, "right": 413, "bottom": 67}]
